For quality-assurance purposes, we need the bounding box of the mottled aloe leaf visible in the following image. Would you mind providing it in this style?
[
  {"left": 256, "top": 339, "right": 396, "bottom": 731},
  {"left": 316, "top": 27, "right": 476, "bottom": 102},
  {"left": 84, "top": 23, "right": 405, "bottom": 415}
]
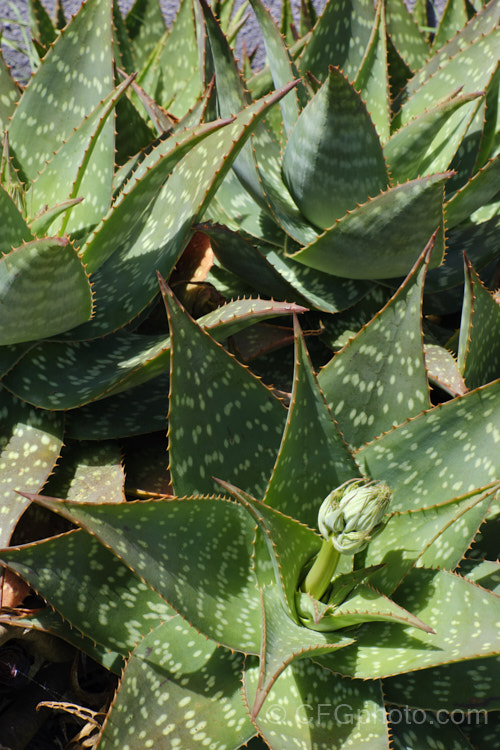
[
  {"left": 247, "top": 585, "right": 355, "bottom": 720},
  {"left": 244, "top": 658, "right": 387, "bottom": 749},
  {"left": 65, "top": 373, "right": 170, "bottom": 440},
  {"left": 290, "top": 173, "right": 447, "bottom": 279},
  {"left": 399, "top": 28, "right": 500, "bottom": 125},
  {"left": 0, "top": 184, "right": 32, "bottom": 253},
  {"left": 298, "top": 0, "right": 376, "bottom": 83},
  {"left": 3, "top": 296, "right": 304, "bottom": 409},
  {"left": 29, "top": 198, "right": 83, "bottom": 237},
  {"left": 297, "top": 583, "right": 433, "bottom": 633},
  {"left": 205, "top": 167, "right": 285, "bottom": 247},
  {"left": 125, "top": 0, "right": 166, "bottom": 70},
  {"left": 407, "top": 0, "right": 500, "bottom": 96},
  {"left": 385, "top": 94, "right": 482, "bottom": 183},
  {"left": 0, "top": 529, "right": 175, "bottom": 654},
  {"left": 98, "top": 617, "right": 254, "bottom": 749},
  {"left": 112, "top": 0, "right": 136, "bottom": 74},
  {"left": 253, "top": 127, "right": 320, "bottom": 246},
  {"left": 203, "top": 222, "right": 370, "bottom": 314},
  {"left": 217, "top": 478, "right": 320, "bottom": 618},
  {"left": 0, "top": 237, "right": 92, "bottom": 346},
  {"left": 81, "top": 119, "right": 229, "bottom": 275},
  {"left": 446, "top": 154, "right": 500, "bottom": 229},
  {"left": 363, "top": 488, "right": 493, "bottom": 594},
  {"left": 425, "top": 215, "right": 500, "bottom": 293},
  {"left": 356, "top": 378, "right": 500, "bottom": 511},
  {"left": 385, "top": 0, "right": 429, "bottom": 73},
  {"left": 25, "top": 76, "right": 133, "bottom": 235},
  {"left": 433, "top": 0, "right": 468, "bottom": 48},
  {"left": 390, "top": 711, "right": 477, "bottom": 750},
  {"left": 42, "top": 442, "right": 125, "bottom": 504},
  {"left": 264, "top": 318, "right": 360, "bottom": 528},
  {"left": 199, "top": 0, "right": 266, "bottom": 207},
  {"left": 8, "top": 0, "right": 114, "bottom": 182},
  {"left": 320, "top": 284, "right": 391, "bottom": 348},
  {"left": 153, "top": 0, "right": 201, "bottom": 117},
  {"left": 354, "top": 0, "right": 390, "bottom": 143},
  {"left": 24, "top": 493, "right": 263, "bottom": 654},
  {"left": 384, "top": 655, "right": 500, "bottom": 712},
  {"left": 458, "top": 258, "right": 500, "bottom": 388},
  {"left": 164, "top": 284, "right": 287, "bottom": 498},
  {"left": 77, "top": 87, "right": 295, "bottom": 337},
  {"left": 318, "top": 568, "right": 500, "bottom": 678},
  {"left": 0, "top": 388, "right": 63, "bottom": 546},
  {"left": 282, "top": 66, "right": 389, "bottom": 229},
  {"left": 424, "top": 343, "right": 467, "bottom": 396},
  {"left": 462, "top": 559, "right": 500, "bottom": 592},
  {"left": 318, "top": 245, "right": 430, "bottom": 449},
  {"left": 0, "top": 55, "right": 20, "bottom": 132},
  {"left": 249, "top": 0, "right": 299, "bottom": 135}
]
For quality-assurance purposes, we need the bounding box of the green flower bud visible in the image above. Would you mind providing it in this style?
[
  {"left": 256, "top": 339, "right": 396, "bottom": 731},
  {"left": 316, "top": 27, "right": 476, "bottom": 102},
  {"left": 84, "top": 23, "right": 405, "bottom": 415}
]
[{"left": 318, "top": 478, "right": 391, "bottom": 554}]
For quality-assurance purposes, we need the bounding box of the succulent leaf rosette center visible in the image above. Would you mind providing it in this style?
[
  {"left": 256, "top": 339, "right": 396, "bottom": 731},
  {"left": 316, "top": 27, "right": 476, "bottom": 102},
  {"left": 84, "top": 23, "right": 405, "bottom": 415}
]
[{"left": 301, "top": 479, "right": 392, "bottom": 604}]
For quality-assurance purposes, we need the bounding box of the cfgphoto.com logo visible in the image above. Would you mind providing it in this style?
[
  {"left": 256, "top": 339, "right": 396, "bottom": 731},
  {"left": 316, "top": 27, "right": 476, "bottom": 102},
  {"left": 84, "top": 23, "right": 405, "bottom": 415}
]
[{"left": 263, "top": 702, "right": 488, "bottom": 728}]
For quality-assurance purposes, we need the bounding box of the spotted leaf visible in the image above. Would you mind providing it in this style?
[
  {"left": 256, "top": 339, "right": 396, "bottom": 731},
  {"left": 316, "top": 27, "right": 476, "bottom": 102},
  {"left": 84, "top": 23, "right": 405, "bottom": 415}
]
[
  {"left": 0, "top": 529, "right": 175, "bottom": 655},
  {"left": 163, "top": 283, "right": 287, "bottom": 498},
  {"left": 0, "top": 388, "right": 63, "bottom": 546},
  {"left": 318, "top": 243, "right": 431, "bottom": 449},
  {"left": 356, "top": 378, "right": 500, "bottom": 510},
  {"left": 23, "top": 493, "right": 263, "bottom": 655}
]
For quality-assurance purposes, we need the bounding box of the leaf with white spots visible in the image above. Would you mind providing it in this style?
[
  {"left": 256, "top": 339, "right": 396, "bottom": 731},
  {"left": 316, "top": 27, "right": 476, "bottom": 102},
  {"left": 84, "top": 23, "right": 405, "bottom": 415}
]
[
  {"left": 163, "top": 284, "right": 287, "bottom": 498},
  {"left": 74, "top": 85, "right": 297, "bottom": 338},
  {"left": 0, "top": 55, "right": 20, "bottom": 132},
  {"left": 458, "top": 257, "right": 500, "bottom": 389},
  {"left": 462, "top": 559, "right": 500, "bottom": 593},
  {"left": 289, "top": 173, "right": 448, "bottom": 279},
  {"left": 298, "top": 0, "right": 377, "bottom": 84},
  {"left": 249, "top": 0, "right": 299, "bottom": 135},
  {"left": 3, "top": 295, "right": 304, "bottom": 409},
  {"left": 385, "top": 0, "right": 428, "bottom": 74},
  {"left": 317, "top": 568, "right": 500, "bottom": 678},
  {"left": 389, "top": 710, "right": 478, "bottom": 750},
  {"left": 424, "top": 343, "right": 467, "bottom": 397},
  {"left": 362, "top": 487, "right": 494, "bottom": 594},
  {"left": 296, "top": 583, "right": 433, "bottom": 633},
  {"left": 282, "top": 66, "right": 389, "bottom": 230},
  {"left": 425, "top": 215, "right": 500, "bottom": 294},
  {"left": 65, "top": 372, "right": 170, "bottom": 439},
  {"left": 406, "top": 0, "right": 500, "bottom": 97},
  {"left": 42, "top": 441, "right": 126, "bottom": 504},
  {"left": 318, "top": 244, "right": 431, "bottom": 449},
  {"left": 125, "top": 0, "right": 166, "bottom": 71},
  {"left": 446, "top": 154, "right": 500, "bottom": 230},
  {"left": 0, "top": 388, "right": 63, "bottom": 546},
  {"left": 244, "top": 657, "right": 388, "bottom": 748},
  {"left": 246, "top": 585, "right": 356, "bottom": 721},
  {"left": 7, "top": 0, "right": 114, "bottom": 183},
  {"left": 263, "top": 317, "right": 360, "bottom": 529},
  {"left": 23, "top": 493, "right": 263, "bottom": 655},
  {"left": 0, "top": 237, "right": 92, "bottom": 346},
  {"left": 98, "top": 617, "right": 254, "bottom": 749},
  {"left": 383, "top": 655, "right": 500, "bottom": 713},
  {"left": 385, "top": 94, "right": 482, "bottom": 183},
  {"left": 0, "top": 528, "right": 175, "bottom": 655},
  {"left": 398, "top": 27, "right": 500, "bottom": 126},
  {"left": 0, "top": 183, "right": 33, "bottom": 253},
  {"left": 25, "top": 75, "right": 134, "bottom": 235},
  {"left": 354, "top": 0, "right": 390, "bottom": 143},
  {"left": 356, "top": 378, "right": 500, "bottom": 511}
]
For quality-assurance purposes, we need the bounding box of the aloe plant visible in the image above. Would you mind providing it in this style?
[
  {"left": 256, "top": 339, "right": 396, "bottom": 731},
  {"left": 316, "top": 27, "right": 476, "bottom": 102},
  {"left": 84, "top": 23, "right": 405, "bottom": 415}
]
[{"left": 0, "top": 0, "right": 499, "bottom": 748}]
